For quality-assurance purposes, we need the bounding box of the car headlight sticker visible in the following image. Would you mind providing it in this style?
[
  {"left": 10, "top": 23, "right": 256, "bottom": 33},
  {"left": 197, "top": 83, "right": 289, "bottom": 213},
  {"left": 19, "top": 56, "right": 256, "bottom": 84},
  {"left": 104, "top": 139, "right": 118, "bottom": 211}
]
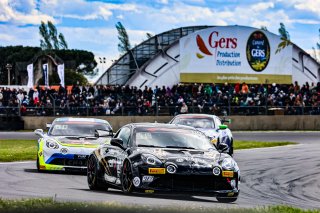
[
  {"left": 46, "top": 139, "right": 59, "bottom": 149},
  {"left": 221, "top": 158, "right": 239, "bottom": 171},
  {"left": 141, "top": 154, "right": 162, "bottom": 165}
]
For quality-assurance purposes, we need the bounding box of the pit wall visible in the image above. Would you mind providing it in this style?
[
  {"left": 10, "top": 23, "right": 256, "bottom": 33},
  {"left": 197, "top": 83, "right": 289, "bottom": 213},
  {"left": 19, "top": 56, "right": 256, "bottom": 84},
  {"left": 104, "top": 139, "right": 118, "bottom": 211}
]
[{"left": 22, "top": 116, "right": 320, "bottom": 131}]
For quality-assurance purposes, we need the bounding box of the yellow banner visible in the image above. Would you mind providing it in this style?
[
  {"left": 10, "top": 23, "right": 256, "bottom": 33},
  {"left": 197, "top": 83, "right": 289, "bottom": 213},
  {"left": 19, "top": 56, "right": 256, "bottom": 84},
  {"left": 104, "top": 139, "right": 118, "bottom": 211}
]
[{"left": 180, "top": 73, "right": 292, "bottom": 84}]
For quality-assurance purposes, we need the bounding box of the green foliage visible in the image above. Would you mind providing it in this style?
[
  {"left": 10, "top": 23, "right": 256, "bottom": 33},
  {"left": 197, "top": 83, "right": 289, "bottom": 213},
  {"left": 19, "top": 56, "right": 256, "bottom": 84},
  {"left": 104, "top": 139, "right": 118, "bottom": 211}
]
[
  {"left": 234, "top": 141, "right": 296, "bottom": 150},
  {"left": 278, "top": 22, "right": 290, "bottom": 40},
  {"left": 275, "top": 23, "right": 291, "bottom": 54},
  {"left": 116, "top": 21, "right": 131, "bottom": 53},
  {"left": 39, "top": 21, "right": 68, "bottom": 50},
  {"left": 0, "top": 198, "right": 318, "bottom": 213},
  {"left": 55, "top": 49, "right": 97, "bottom": 75},
  {"left": 312, "top": 29, "right": 320, "bottom": 62},
  {"left": 260, "top": 26, "right": 268, "bottom": 31}
]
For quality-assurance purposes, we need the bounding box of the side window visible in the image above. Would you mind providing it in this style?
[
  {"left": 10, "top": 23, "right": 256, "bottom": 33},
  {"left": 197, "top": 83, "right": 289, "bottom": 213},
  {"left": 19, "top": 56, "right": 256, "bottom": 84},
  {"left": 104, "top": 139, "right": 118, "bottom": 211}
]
[
  {"left": 116, "top": 127, "right": 131, "bottom": 148},
  {"left": 214, "top": 118, "right": 221, "bottom": 129}
]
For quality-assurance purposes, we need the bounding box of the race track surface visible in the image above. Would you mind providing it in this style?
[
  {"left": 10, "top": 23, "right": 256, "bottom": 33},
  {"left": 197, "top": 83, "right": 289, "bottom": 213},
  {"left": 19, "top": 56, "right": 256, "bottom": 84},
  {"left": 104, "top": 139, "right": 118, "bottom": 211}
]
[{"left": 0, "top": 132, "right": 319, "bottom": 209}]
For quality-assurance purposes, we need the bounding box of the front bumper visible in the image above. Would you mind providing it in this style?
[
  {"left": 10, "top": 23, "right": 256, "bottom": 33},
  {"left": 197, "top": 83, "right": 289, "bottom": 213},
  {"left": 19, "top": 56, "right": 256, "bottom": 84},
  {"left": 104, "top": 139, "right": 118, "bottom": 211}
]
[{"left": 131, "top": 166, "right": 239, "bottom": 197}]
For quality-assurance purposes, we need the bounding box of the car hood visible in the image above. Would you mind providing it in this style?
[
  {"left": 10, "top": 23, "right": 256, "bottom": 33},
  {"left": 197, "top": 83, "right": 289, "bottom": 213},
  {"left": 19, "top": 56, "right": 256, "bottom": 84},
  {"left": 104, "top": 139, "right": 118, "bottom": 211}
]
[
  {"left": 137, "top": 147, "right": 226, "bottom": 164},
  {"left": 195, "top": 128, "right": 219, "bottom": 138},
  {"left": 51, "top": 136, "right": 111, "bottom": 148}
]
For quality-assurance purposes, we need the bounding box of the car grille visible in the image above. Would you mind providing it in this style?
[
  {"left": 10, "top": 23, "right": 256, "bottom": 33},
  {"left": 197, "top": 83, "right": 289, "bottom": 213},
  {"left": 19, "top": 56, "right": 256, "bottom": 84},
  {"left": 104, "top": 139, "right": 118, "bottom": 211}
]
[
  {"left": 49, "top": 158, "right": 88, "bottom": 167},
  {"left": 148, "top": 175, "right": 233, "bottom": 191}
]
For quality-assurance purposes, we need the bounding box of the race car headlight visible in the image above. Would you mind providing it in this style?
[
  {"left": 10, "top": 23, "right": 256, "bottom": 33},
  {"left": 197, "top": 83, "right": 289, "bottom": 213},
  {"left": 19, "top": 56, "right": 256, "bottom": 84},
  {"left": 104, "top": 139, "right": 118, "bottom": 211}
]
[
  {"left": 46, "top": 139, "right": 59, "bottom": 149},
  {"left": 210, "top": 136, "right": 217, "bottom": 143},
  {"left": 221, "top": 158, "right": 239, "bottom": 171},
  {"left": 141, "top": 154, "right": 162, "bottom": 165}
]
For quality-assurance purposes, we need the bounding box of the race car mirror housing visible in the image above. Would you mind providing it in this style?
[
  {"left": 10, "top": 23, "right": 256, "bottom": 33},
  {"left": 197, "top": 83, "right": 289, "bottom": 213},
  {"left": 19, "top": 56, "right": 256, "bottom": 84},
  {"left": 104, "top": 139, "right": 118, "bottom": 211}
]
[
  {"left": 217, "top": 143, "right": 228, "bottom": 153},
  {"left": 219, "top": 124, "right": 228, "bottom": 130},
  {"left": 34, "top": 129, "right": 44, "bottom": 138},
  {"left": 110, "top": 138, "right": 125, "bottom": 150},
  {"left": 95, "top": 129, "right": 113, "bottom": 137}
]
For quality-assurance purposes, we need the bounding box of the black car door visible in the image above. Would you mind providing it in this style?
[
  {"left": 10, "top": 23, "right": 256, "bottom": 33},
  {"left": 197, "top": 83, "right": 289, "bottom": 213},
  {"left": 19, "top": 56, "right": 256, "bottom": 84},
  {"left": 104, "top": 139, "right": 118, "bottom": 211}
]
[{"left": 105, "top": 126, "right": 131, "bottom": 184}]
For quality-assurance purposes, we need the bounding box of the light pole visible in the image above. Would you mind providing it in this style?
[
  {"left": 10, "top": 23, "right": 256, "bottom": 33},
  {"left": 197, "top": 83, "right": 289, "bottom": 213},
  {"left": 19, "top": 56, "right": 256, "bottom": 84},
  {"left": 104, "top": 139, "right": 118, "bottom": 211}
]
[
  {"left": 6, "top": 63, "right": 12, "bottom": 85},
  {"left": 99, "top": 57, "right": 108, "bottom": 84}
]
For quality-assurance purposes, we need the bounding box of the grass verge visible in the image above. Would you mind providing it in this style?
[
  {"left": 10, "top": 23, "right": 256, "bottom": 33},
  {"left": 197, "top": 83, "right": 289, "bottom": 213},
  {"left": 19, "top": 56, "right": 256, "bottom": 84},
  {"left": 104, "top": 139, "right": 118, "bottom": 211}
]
[
  {"left": 0, "top": 198, "right": 318, "bottom": 213},
  {"left": 0, "top": 139, "right": 37, "bottom": 162},
  {"left": 0, "top": 139, "right": 296, "bottom": 162},
  {"left": 234, "top": 141, "right": 296, "bottom": 150}
]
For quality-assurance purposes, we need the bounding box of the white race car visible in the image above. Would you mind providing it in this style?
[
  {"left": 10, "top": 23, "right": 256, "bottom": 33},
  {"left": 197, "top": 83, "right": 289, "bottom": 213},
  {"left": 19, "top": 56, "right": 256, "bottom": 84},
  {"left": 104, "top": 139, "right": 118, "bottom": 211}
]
[
  {"left": 34, "top": 117, "right": 113, "bottom": 171},
  {"left": 169, "top": 114, "right": 233, "bottom": 156}
]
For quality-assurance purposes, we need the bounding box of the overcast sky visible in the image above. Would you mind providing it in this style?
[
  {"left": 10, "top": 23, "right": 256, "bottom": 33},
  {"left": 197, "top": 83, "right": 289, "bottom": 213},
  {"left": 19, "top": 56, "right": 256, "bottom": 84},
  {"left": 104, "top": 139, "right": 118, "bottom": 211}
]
[{"left": 0, "top": 0, "right": 319, "bottom": 77}]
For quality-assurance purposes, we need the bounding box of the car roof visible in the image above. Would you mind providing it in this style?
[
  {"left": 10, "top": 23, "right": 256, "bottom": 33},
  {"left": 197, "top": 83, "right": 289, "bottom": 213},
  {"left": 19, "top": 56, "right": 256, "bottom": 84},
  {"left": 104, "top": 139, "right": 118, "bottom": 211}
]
[
  {"left": 173, "top": 114, "right": 218, "bottom": 119},
  {"left": 53, "top": 117, "right": 111, "bottom": 125}
]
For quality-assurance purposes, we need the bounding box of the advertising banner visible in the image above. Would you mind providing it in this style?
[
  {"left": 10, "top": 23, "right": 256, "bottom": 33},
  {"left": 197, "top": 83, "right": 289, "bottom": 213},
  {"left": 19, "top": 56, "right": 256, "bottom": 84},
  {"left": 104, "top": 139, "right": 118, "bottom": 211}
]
[
  {"left": 42, "top": 63, "right": 49, "bottom": 87},
  {"left": 57, "top": 64, "right": 65, "bottom": 87},
  {"left": 27, "top": 63, "right": 33, "bottom": 88},
  {"left": 179, "top": 26, "right": 293, "bottom": 84}
]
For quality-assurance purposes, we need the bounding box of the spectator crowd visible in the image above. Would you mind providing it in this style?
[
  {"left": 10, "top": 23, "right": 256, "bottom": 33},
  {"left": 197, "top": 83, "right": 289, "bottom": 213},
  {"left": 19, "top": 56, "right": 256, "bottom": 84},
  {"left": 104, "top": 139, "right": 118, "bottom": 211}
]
[{"left": 1, "top": 81, "right": 320, "bottom": 116}]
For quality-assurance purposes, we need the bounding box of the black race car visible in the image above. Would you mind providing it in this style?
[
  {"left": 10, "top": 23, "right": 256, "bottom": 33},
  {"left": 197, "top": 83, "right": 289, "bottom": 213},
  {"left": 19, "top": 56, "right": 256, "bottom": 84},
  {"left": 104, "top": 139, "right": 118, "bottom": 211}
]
[{"left": 87, "top": 123, "right": 240, "bottom": 203}]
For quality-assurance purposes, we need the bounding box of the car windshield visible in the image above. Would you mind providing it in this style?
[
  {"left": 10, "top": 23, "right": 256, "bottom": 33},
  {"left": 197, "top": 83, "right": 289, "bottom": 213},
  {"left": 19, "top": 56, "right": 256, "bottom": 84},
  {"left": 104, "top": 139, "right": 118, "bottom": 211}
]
[
  {"left": 49, "top": 122, "right": 111, "bottom": 137},
  {"left": 134, "top": 128, "right": 214, "bottom": 150},
  {"left": 174, "top": 117, "right": 214, "bottom": 129}
]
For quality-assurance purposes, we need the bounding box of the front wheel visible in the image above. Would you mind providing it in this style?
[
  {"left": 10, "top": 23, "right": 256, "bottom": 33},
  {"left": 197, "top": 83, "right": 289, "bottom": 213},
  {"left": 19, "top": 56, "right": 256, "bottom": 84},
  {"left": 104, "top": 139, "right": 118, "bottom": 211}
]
[
  {"left": 120, "top": 160, "right": 134, "bottom": 194},
  {"left": 216, "top": 197, "right": 237, "bottom": 203},
  {"left": 36, "top": 156, "right": 41, "bottom": 172},
  {"left": 87, "top": 155, "right": 107, "bottom": 191}
]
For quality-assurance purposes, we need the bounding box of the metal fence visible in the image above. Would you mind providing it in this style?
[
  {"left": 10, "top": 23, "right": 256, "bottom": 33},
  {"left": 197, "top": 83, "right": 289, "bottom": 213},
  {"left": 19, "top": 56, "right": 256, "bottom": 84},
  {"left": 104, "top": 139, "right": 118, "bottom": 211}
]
[{"left": 0, "top": 102, "right": 319, "bottom": 117}]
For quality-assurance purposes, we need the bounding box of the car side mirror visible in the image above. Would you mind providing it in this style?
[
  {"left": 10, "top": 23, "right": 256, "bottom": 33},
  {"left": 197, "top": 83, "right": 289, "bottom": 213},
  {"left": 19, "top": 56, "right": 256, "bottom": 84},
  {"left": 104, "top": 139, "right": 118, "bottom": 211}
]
[
  {"left": 95, "top": 129, "right": 113, "bottom": 137},
  {"left": 34, "top": 129, "right": 44, "bottom": 137},
  {"left": 219, "top": 124, "right": 228, "bottom": 130},
  {"left": 110, "top": 138, "right": 125, "bottom": 150},
  {"left": 217, "top": 143, "right": 228, "bottom": 153}
]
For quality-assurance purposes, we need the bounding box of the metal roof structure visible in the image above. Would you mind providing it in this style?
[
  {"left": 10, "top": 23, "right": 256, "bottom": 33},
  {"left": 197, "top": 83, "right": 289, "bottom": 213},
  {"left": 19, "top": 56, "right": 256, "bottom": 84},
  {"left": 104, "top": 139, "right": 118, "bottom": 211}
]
[{"left": 95, "top": 26, "right": 212, "bottom": 85}]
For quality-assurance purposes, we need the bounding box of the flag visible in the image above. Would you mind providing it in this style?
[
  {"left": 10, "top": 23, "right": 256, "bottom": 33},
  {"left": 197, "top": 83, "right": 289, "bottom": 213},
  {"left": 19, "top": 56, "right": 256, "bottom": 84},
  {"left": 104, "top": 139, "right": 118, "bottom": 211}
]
[
  {"left": 43, "top": 63, "right": 49, "bottom": 87},
  {"left": 27, "top": 64, "right": 33, "bottom": 88},
  {"left": 57, "top": 64, "right": 65, "bottom": 87}
]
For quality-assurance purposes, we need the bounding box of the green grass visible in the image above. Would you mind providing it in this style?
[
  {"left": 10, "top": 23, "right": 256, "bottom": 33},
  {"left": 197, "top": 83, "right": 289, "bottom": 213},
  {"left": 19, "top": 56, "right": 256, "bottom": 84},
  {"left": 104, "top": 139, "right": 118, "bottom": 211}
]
[
  {"left": 0, "top": 139, "right": 37, "bottom": 162},
  {"left": 0, "top": 198, "right": 318, "bottom": 213},
  {"left": 0, "top": 139, "right": 296, "bottom": 162},
  {"left": 234, "top": 141, "right": 296, "bottom": 150}
]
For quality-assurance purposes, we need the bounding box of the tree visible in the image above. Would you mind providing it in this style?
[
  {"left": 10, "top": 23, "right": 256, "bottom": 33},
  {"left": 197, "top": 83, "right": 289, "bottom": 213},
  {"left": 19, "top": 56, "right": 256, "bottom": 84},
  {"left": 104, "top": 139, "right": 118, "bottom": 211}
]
[
  {"left": 312, "top": 29, "right": 320, "bottom": 62},
  {"left": 39, "top": 21, "right": 68, "bottom": 50},
  {"left": 115, "top": 22, "right": 131, "bottom": 53},
  {"left": 275, "top": 22, "right": 291, "bottom": 54},
  {"left": 278, "top": 22, "right": 290, "bottom": 40},
  {"left": 260, "top": 26, "right": 268, "bottom": 31}
]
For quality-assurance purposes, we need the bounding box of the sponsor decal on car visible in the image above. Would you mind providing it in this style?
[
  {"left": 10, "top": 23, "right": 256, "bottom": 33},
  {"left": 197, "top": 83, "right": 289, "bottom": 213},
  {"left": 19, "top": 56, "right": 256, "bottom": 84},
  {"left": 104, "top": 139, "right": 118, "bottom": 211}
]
[
  {"left": 148, "top": 168, "right": 166, "bottom": 174},
  {"left": 222, "top": 171, "right": 234, "bottom": 177}
]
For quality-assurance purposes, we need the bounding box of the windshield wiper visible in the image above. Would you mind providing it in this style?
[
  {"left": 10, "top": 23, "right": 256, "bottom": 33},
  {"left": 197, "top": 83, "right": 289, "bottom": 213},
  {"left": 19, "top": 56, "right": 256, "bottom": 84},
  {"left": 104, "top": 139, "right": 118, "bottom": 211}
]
[
  {"left": 165, "top": 146, "right": 195, "bottom": 149},
  {"left": 137, "top": 144, "right": 163, "bottom": 148}
]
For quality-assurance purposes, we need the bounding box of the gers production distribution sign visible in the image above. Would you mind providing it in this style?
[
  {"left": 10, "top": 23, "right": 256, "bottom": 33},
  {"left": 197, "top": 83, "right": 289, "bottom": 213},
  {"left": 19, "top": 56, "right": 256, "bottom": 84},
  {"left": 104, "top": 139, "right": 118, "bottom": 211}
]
[{"left": 179, "top": 26, "right": 292, "bottom": 84}]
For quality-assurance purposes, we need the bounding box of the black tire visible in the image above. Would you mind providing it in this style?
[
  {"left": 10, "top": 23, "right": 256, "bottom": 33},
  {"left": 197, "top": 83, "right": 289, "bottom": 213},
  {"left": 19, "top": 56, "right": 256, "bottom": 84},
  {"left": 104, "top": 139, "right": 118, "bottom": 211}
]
[
  {"left": 36, "top": 156, "right": 40, "bottom": 172},
  {"left": 120, "top": 160, "right": 134, "bottom": 194},
  {"left": 228, "top": 139, "right": 234, "bottom": 156},
  {"left": 87, "top": 155, "right": 107, "bottom": 191},
  {"left": 216, "top": 197, "right": 237, "bottom": 203}
]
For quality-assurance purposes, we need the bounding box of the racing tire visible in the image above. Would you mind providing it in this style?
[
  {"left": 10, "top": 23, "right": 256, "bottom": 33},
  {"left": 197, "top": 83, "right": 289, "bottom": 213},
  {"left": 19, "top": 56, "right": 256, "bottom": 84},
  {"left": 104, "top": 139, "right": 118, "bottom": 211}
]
[
  {"left": 120, "top": 160, "right": 134, "bottom": 194},
  {"left": 87, "top": 155, "right": 108, "bottom": 191},
  {"left": 229, "top": 139, "right": 234, "bottom": 156},
  {"left": 36, "top": 156, "right": 43, "bottom": 172},
  {"left": 216, "top": 197, "right": 237, "bottom": 203}
]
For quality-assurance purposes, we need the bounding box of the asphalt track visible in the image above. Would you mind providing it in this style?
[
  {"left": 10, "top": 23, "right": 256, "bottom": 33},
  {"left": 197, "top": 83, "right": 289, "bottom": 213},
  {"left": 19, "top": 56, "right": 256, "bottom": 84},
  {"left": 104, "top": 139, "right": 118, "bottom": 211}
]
[{"left": 0, "top": 132, "right": 319, "bottom": 209}]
